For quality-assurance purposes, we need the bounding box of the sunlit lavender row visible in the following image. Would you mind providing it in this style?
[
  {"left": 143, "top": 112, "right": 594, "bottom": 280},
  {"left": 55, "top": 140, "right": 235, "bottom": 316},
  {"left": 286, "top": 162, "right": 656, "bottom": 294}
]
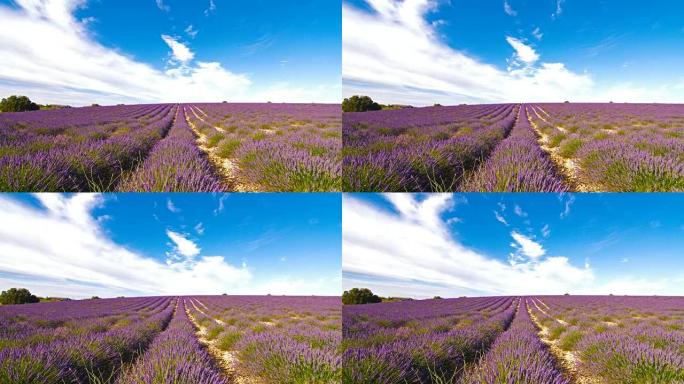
[
  {"left": 0, "top": 103, "right": 341, "bottom": 192},
  {"left": 343, "top": 103, "right": 684, "bottom": 192},
  {"left": 0, "top": 295, "right": 341, "bottom": 384},
  {"left": 342, "top": 295, "right": 684, "bottom": 383}
]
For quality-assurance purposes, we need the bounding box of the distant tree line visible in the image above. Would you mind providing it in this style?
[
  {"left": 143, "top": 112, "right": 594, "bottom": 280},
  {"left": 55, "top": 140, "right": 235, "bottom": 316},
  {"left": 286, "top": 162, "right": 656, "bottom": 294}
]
[
  {"left": 0, "top": 95, "right": 74, "bottom": 112},
  {"left": 342, "top": 95, "right": 422, "bottom": 112},
  {"left": 0, "top": 288, "right": 40, "bottom": 305},
  {"left": 0, "top": 95, "right": 40, "bottom": 112},
  {"left": 342, "top": 288, "right": 382, "bottom": 305}
]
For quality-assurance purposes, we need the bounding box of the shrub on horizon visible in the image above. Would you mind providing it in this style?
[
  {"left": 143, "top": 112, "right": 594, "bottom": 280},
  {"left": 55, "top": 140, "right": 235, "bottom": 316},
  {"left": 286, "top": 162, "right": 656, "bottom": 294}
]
[
  {"left": 0, "top": 95, "right": 40, "bottom": 112},
  {"left": 342, "top": 95, "right": 382, "bottom": 112},
  {"left": 342, "top": 288, "right": 382, "bottom": 305},
  {"left": 0, "top": 287, "right": 40, "bottom": 305}
]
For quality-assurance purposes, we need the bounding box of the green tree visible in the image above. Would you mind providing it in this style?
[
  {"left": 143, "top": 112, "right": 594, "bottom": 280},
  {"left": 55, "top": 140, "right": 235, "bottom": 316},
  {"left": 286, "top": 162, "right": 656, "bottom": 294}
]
[
  {"left": 342, "top": 95, "right": 381, "bottom": 112},
  {"left": 0, "top": 95, "right": 40, "bottom": 112},
  {"left": 342, "top": 288, "right": 382, "bottom": 305},
  {"left": 0, "top": 288, "right": 40, "bottom": 305}
]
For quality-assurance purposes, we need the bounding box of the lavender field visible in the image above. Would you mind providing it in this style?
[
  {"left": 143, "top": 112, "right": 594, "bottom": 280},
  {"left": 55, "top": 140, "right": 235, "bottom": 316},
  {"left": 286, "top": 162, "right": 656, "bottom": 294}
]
[
  {"left": 342, "top": 296, "right": 684, "bottom": 384},
  {"left": 0, "top": 103, "right": 341, "bottom": 192},
  {"left": 343, "top": 103, "right": 684, "bottom": 192},
  {"left": 0, "top": 295, "right": 341, "bottom": 384}
]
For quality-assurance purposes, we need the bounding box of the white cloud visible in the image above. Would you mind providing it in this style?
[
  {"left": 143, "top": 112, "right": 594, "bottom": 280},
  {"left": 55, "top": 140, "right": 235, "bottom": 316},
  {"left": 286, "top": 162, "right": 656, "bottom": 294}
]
[
  {"left": 446, "top": 217, "right": 462, "bottom": 225},
  {"left": 342, "top": 0, "right": 597, "bottom": 106},
  {"left": 510, "top": 231, "right": 545, "bottom": 260},
  {"left": 166, "top": 198, "right": 180, "bottom": 213},
  {"left": 343, "top": 194, "right": 593, "bottom": 298},
  {"left": 155, "top": 0, "right": 169, "bottom": 12},
  {"left": 166, "top": 230, "right": 200, "bottom": 259},
  {"left": 541, "top": 224, "right": 551, "bottom": 238},
  {"left": 552, "top": 0, "right": 565, "bottom": 19},
  {"left": 532, "top": 27, "right": 543, "bottom": 40},
  {"left": 195, "top": 222, "right": 205, "bottom": 235},
  {"left": 343, "top": 0, "right": 684, "bottom": 105},
  {"left": 214, "top": 193, "right": 229, "bottom": 215},
  {"left": 204, "top": 0, "right": 216, "bottom": 16},
  {"left": 514, "top": 204, "right": 527, "bottom": 217},
  {"left": 506, "top": 36, "right": 539, "bottom": 64},
  {"left": 503, "top": 0, "right": 517, "bottom": 16},
  {"left": 161, "top": 34, "right": 195, "bottom": 63},
  {"left": 0, "top": 0, "right": 335, "bottom": 105},
  {"left": 494, "top": 211, "right": 508, "bottom": 226},
  {"left": 185, "top": 24, "right": 198, "bottom": 39},
  {"left": 0, "top": 194, "right": 252, "bottom": 298},
  {"left": 560, "top": 194, "right": 575, "bottom": 218}
]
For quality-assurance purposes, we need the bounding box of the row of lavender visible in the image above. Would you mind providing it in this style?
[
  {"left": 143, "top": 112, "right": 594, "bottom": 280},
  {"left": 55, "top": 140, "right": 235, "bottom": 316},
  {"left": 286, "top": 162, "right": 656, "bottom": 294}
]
[
  {"left": 186, "top": 103, "right": 341, "bottom": 191},
  {"left": 118, "top": 106, "right": 224, "bottom": 192},
  {"left": 463, "top": 106, "right": 567, "bottom": 192},
  {"left": 343, "top": 102, "right": 684, "bottom": 191},
  {"left": 529, "top": 295, "right": 684, "bottom": 383},
  {"left": 0, "top": 296, "right": 175, "bottom": 383},
  {"left": 463, "top": 299, "right": 568, "bottom": 383},
  {"left": 0, "top": 104, "right": 176, "bottom": 191},
  {"left": 342, "top": 296, "right": 518, "bottom": 383},
  {"left": 186, "top": 295, "right": 341, "bottom": 383},
  {"left": 343, "top": 104, "right": 518, "bottom": 191},
  {"left": 0, "top": 102, "right": 341, "bottom": 192},
  {"left": 528, "top": 103, "right": 684, "bottom": 191}
]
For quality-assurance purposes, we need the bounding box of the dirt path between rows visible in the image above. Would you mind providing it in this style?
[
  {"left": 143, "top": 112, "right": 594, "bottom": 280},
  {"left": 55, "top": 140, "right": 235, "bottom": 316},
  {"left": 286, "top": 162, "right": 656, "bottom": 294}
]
[
  {"left": 525, "top": 107, "right": 598, "bottom": 192},
  {"left": 527, "top": 300, "right": 600, "bottom": 384},
  {"left": 183, "top": 108, "right": 257, "bottom": 192},
  {"left": 185, "top": 299, "right": 259, "bottom": 384}
]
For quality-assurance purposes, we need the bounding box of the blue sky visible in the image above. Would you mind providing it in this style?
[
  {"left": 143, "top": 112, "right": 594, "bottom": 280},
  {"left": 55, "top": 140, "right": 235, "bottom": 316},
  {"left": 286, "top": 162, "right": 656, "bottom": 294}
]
[
  {"left": 343, "top": 0, "right": 684, "bottom": 105},
  {"left": 0, "top": 0, "right": 341, "bottom": 105},
  {"left": 343, "top": 193, "right": 684, "bottom": 298},
  {"left": 0, "top": 193, "right": 341, "bottom": 299}
]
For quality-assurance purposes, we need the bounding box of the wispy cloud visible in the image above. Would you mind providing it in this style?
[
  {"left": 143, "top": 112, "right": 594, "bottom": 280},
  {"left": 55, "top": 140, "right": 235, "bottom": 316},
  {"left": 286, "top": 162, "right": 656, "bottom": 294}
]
[
  {"left": 551, "top": 0, "right": 565, "bottom": 19},
  {"left": 532, "top": 27, "right": 543, "bottom": 40},
  {"left": 161, "top": 35, "right": 195, "bottom": 64},
  {"left": 494, "top": 210, "right": 508, "bottom": 226},
  {"left": 241, "top": 33, "right": 276, "bottom": 56},
  {"left": 213, "top": 193, "right": 229, "bottom": 215},
  {"left": 166, "top": 198, "right": 181, "bottom": 213},
  {"left": 560, "top": 194, "right": 575, "bottom": 219},
  {"left": 506, "top": 36, "right": 539, "bottom": 65},
  {"left": 503, "top": 0, "right": 517, "bottom": 16},
  {"left": 185, "top": 24, "right": 198, "bottom": 39},
  {"left": 343, "top": 194, "right": 593, "bottom": 298},
  {"left": 166, "top": 230, "right": 201, "bottom": 260},
  {"left": 204, "top": 0, "right": 216, "bottom": 16},
  {"left": 510, "top": 231, "right": 546, "bottom": 261},
  {"left": 0, "top": 194, "right": 251, "bottom": 298},
  {"left": 195, "top": 222, "right": 205, "bottom": 235},
  {"left": 0, "top": 0, "right": 336, "bottom": 105},
  {"left": 541, "top": 224, "right": 551, "bottom": 238},
  {"left": 343, "top": 0, "right": 597, "bottom": 106},
  {"left": 155, "top": 0, "right": 170, "bottom": 12},
  {"left": 514, "top": 204, "right": 528, "bottom": 217},
  {"left": 245, "top": 229, "right": 286, "bottom": 252}
]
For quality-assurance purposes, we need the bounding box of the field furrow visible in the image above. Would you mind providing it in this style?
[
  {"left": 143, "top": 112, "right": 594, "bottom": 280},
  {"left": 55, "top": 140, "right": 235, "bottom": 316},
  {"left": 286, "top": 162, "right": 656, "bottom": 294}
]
[
  {"left": 343, "top": 102, "right": 684, "bottom": 192},
  {"left": 0, "top": 103, "right": 341, "bottom": 192}
]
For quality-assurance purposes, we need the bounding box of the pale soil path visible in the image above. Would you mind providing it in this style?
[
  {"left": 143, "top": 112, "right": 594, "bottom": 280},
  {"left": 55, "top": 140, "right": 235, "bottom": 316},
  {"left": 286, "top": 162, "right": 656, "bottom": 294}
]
[
  {"left": 527, "top": 299, "right": 601, "bottom": 384},
  {"left": 183, "top": 109, "right": 257, "bottom": 192},
  {"left": 531, "top": 299, "right": 568, "bottom": 326},
  {"left": 525, "top": 106, "right": 598, "bottom": 192},
  {"left": 185, "top": 299, "right": 259, "bottom": 384},
  {"left": 189, "top": 298, "right": 225, "bottom": 326}
]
